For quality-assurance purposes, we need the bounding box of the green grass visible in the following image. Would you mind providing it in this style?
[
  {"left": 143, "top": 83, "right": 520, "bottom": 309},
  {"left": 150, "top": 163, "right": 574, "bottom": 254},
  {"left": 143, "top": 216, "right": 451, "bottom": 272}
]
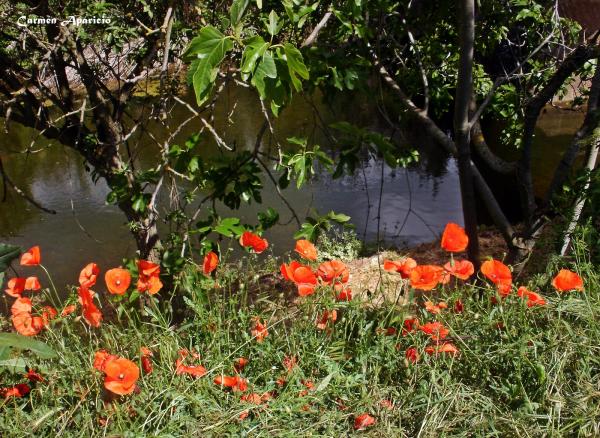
[{"left": 0, "top": 232, "right": 599, "bottom": 437}]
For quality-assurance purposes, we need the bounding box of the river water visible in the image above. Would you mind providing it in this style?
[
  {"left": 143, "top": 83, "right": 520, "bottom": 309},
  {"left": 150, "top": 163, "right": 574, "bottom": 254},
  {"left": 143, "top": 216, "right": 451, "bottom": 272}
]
[{"left": 0, "top": 84, "right": 584, "bottom": 289}]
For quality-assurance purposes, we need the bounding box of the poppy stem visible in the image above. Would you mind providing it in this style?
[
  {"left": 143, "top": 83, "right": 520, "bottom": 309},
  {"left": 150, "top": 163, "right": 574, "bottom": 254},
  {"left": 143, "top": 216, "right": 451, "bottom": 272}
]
[{"left": 40, "top": 264, "right": 61, "bottom": 307}]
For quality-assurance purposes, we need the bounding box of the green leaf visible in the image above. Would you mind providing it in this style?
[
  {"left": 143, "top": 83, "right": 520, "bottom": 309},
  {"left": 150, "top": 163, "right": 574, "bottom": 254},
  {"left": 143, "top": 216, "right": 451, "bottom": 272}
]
[
  {"left": 0, "top": 243, "right": 21, "bottom": 273},
  {"left": 0, "top": 333, "right": 57, "bottom": 359},
  {"left": 132, "top": 194, "right": 148, "bottom": 213},
  {"left": 266, "top": 10, "right": 281, "bottom": 36},
  {"left": 241, "top": 36, "right": 269, "bottom": 80},
  {"left": 184, "top": 26, "right": 233, "bottom": 106},
  {"left": 287, "top": 136, "right": 307, "bottom": 146},
  {"left": 0, "top": 357, "right": 27, "bottom": 372},
  {"left": 258, "top": 207, "right": 280, "bottom": 230},
  {"left": 251, "top": 51, "right": 277, "bottom": 97},
  {"left": 214, "top": 217, "right": 244, "bottom": 237},
  {"left": 316, "top": 371, "right": 337, "bottom": 392},
  {"left": 230, "top": 0, "right": 250, "bottom": 26},
  {"left": 327, "top": 211, "right": 351, "bottom": 223},
  {"left": 283, "top": 43, "right": 309, "bottom": 91}
]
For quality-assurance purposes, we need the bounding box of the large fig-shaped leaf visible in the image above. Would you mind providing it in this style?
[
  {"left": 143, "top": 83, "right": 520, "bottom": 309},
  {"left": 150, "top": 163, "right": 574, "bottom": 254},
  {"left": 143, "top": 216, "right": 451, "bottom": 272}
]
[
  {"left": 0, "top": 242, "right": 21, "bottom": 273},
  {"left": 184, "top": 26, "right": 233, "bottom": 106},
  {"left": 0, "top": 333, "right": 57, "bottom": 359}
]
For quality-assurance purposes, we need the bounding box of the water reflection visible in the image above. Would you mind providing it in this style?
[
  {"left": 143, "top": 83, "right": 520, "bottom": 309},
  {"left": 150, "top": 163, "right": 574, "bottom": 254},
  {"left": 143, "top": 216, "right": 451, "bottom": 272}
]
[{"left": 0, "top": 84, "right": 579, "bottom": 289}]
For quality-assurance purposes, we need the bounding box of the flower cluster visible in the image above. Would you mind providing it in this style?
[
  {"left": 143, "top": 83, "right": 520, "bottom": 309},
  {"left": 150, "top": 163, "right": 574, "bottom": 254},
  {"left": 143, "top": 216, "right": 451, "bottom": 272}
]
[{"left": 1, "top": 222, "right": 586, "bottom": 432}]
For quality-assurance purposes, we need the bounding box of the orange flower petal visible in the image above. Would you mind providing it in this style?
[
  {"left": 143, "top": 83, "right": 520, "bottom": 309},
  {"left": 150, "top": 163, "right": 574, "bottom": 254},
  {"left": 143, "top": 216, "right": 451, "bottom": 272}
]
[
  {"left": 294, "top": 239, "right": 317, "bottom": 261},
  {"left": 409, "top": 265, "right": 444, "bottom": 290},
  {"left": 5, "top": 278, "right": 26, "bottom": 297},
  {"left": 383, "top": 257, "right": 417, "bottom": 278},
  {"left": 104, "top": 268, "right": 131, "bottom": 295},
  {"left": 104, "top": 358, "right": 140, "bottom": 395},
  {"left": 552, "top": 269, "right": 584, "bottom": 292},
  {"left": 78, "top": 287, "right": 102, "bottom": 327},
  {"left": 239, "top": 231, "right": 269, "bottom": 254},
  {"left": 24, "top": 276, "right": 41, "bottom": 291},
  {"left": 354, "top": 413, "right": 376, "bottom": 430},
  {"left": 443, "top": 259, "right": 474, "bottom": 281},
  {"left": 203, "top": 251, "right": 219, "bottom": 275},
  {"left": 481, "top": 260, "right": 512, "bottom": 288},
  {"left": 317, "top": 260, "right": 349, "bottom": 284},
  {"left": 20, "top": 246, "right": 41, "bottom": 266},
  {"left": 79, "top": 263, "right": 100, "bottom": 288},
  {"left": 441, "top": 223, "right": 468, "bottom": 252}
]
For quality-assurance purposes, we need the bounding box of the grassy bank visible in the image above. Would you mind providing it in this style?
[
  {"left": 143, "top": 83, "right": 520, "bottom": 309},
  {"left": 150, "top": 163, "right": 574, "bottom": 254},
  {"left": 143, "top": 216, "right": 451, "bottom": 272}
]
[{"left": 0, "top": 229, "right": 599, "bottom": 437}]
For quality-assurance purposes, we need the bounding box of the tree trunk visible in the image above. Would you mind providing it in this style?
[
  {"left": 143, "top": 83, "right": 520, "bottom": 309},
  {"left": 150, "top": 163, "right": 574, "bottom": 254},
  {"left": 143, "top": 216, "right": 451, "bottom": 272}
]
[
  {"left": 455, "top": 0, "right": 481, "bottom": 266},
  {"left": 545, "top": 61, "right": 600, "bottom": 205}
]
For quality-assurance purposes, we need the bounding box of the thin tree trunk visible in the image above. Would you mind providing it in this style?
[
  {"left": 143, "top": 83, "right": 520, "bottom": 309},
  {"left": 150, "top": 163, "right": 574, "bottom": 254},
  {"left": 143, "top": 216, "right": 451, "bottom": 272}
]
[
  {"left": 560, "top": 120, "right": 600, "bottom": 255},
  {"left": 454, "top": 0, "right": 480, "bottom": 266},
  {"left": 546, "top": 61, "right": 600, "bottom": 205}
]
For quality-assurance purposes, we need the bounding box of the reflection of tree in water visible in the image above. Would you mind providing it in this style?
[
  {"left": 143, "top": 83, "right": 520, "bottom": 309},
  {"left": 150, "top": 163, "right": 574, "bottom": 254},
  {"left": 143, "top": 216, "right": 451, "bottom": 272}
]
[{"left": 0, "top": 122, "right": 99, "bottom": 237}]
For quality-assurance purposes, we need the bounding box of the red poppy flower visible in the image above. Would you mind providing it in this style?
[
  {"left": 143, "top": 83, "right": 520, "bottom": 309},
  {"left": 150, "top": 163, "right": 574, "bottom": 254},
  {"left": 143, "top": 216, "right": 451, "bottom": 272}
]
[
  {"left": 376, "top": 326, "right": 397, "bottom": 336},
  {"left": 202, "top": 251, "right": 219, "bottom": 275},
  {"left": 1, "top": 383, "right": 31, "bottom": 399},
  {"left": 283, "top": 355, "right": 297, "bottom": 372},
  {"left": 334, "top": 284, "right": 352, "bottom": 301},
  {"left": 140, "top": 347, "right": 153, "bottom": 374},
  {"left": 405, "top": 347, "right": 420, "bottom": 363},
  {"left": 481, "top": 260, "right": 512, "bottom": 294},
  {"left": 424, "top": 301, "right": 448, "bottom": 315},
  {"left": 454, "top": 299, "right": 464, "bottom": 313},
  {"left": 104, "top": 268, "right": 131, "bottom": 295},
  {"left": 239, "top": 231, "right": 269, "bottom": 254},
  {"left": 425, "top": 343, "right": 459, "bottom": 356},
  {"left": 41, "top": 306, "right": 58, "bottom": 326},
  {"left": 419, "top": 322, "right": 449, "bottom": 341},
  {"left": 104, "top": 357, "right": 140, "bottom": 395},
  {"left": 552, "top": 269, "right": 584, "bottom": 292},
  {"left": 137, "top": 260, "right": 160, "bottom": 277},
  {"left": 409, "top": 265, "right": 444, "bottom": 290},
  {"left": 298, "top": 379, "right": 315, "bottom": 396},
  {"left": 317, "top": 260, "right": 349, "bottom": 285},
  {"left": 11, "top": 297, "right": 43, "bottom": 336},
  {"left": 11, "top": 313, "right": 43, "bottom": 336},
  {"left": 79, "top": 263, "right": 100, "bottom": 288},
  {"left": 94, "top": 350, "right": 118, "bottom": 372},
  {"left": 11, "top": 296, "right": 32, "bottom": 316},
  {"left": 316, "top": 309, "right": 337, "bottom": 330},
  {"left": 214, "top": 375, "right": 248, "bottom": 392},
  {"left": 443, "top": 259, "right": 474, "bottom": 280},
  {"left": 5, "top": 278, "right": 26, "bottom": 297},
  {"left": 26, "top": 276, "right": 42, "bottom": 291},
  {"left": 234, "top": 357, "right": 249, "bottom": 373},
  {"left": 517, "top": 287, "right": 547, "bottom": 307},
  {"left": 441, "top": 223, "right": 469, "bottom": 252},
  {"left": 137, "top": 273, "right": 163, "bottom": 295},
  {"left": 78, "top": 287, "right": 102, "bottom": 327},
  {"left": 251, "top": 318, "right": 269, "bottom": 342},
  {"left": 25, "top": 369, "right": 44, "bottom": 383},
  {"left": 240, "top": 393, "right": 263, "bottom": 405},
  {"left": 281, "top": 261, "right": 317, "bottom": 296},
  {"left": 136, "top": 260, "right": 163, "bottom": 295},
  {"left": 61, "top": 304, "right": 77, "bottom": 316},
  {"left": 20, "top": 246, "right": 41, "bottom": 266},
  {"left": 383, "top": 257, "right": 417, "bottom": 278},
  {"left": 174, "top": 349, "right": 207, "bottom": 377},
  {"left": 402, "top": 317, "right": 419, "bottom": 336},
  {"left": 294, "top": 239, "right": 318, "bottom": 261},
  {"left": 354, "top": 413, "right": 376, "bottom": 430}
]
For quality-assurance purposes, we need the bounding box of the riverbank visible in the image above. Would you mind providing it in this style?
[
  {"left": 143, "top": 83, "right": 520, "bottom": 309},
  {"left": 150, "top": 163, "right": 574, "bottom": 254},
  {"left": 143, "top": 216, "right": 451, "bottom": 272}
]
[{"left": 0, "top": 224, "right": 598, "bottom": 436}]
